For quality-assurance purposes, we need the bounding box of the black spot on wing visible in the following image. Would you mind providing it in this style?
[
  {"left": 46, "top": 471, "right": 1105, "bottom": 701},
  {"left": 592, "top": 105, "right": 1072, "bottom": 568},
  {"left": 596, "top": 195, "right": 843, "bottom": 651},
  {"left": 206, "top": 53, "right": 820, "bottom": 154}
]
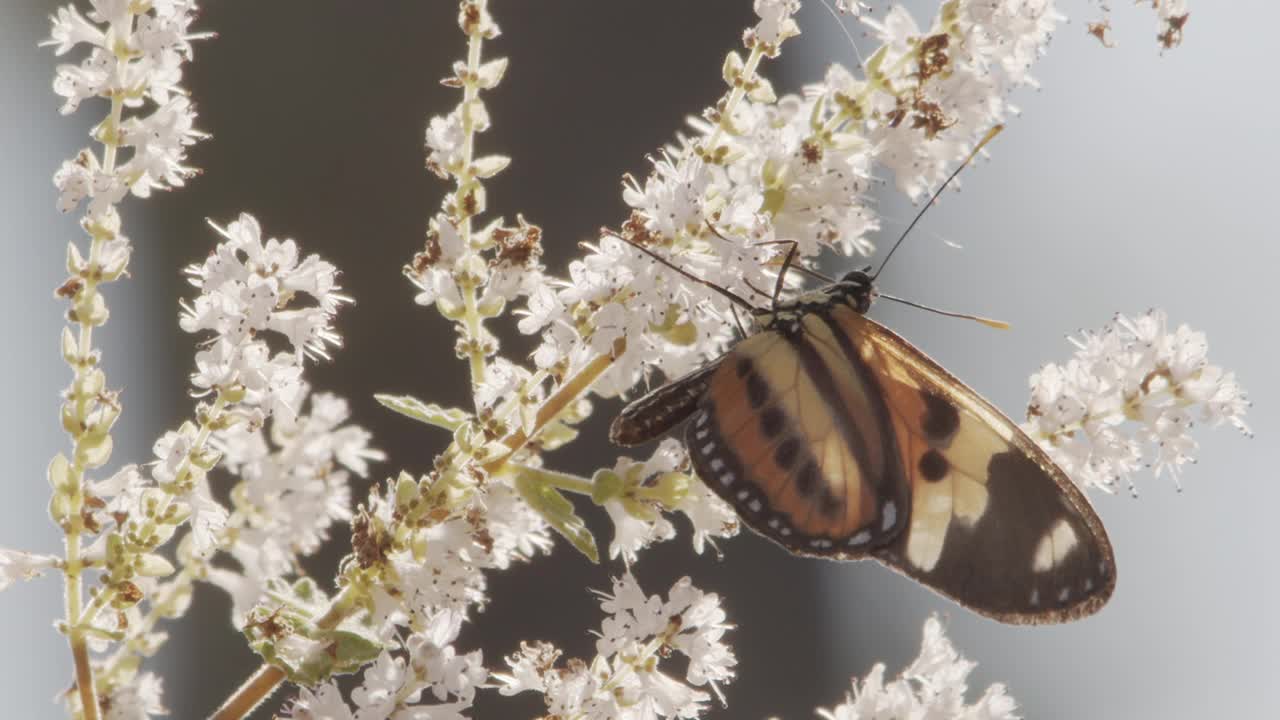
[
  {"left": 922, "top": 391, "right": 961, "bottom": 444},
  {"left": 918, "top": 449, "right": 948, "bottom": 481},
  {"left": 746, "top": 372, "right": 769, "bottom": 409},
  {"left": 774, "top": 437, "right": 800, "bottom": 469},
  {"left": 761, "top": 406, "right": 785, "bottom": 438},
  {"left": 796, "top": 460, "right": 819, "bottom": 496}
]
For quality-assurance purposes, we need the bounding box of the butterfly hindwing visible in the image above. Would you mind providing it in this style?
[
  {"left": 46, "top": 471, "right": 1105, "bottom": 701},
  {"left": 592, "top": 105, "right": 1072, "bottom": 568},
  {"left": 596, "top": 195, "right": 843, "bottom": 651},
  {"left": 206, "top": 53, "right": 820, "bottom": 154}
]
[
  {"left": 823, "top": 303, "right": 1116, "bottom": 623},
  {"left": 686, "top": 328, "right": 907, "bottom": 556}
]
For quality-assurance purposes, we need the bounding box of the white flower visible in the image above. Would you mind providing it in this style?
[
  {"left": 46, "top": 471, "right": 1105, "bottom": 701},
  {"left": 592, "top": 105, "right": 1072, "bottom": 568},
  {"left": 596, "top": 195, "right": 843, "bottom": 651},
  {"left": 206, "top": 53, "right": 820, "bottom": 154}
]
[
  {"left": 351, "top": 651, "right": 410, "bottom": 720},
  {"left": 184, "top": 213, "right": 349, "bottom": 363},
  {"left": 481, "top": 482, "right": 553, "bottom": 569},
  {"left": 47, "top": 0, "right": 204, "bottom": 216},
  {"left": 0, "top": 549, "right": 60, "bottom": 592},
  {"left": 1024, "top": 310, "right": 1249, "bottom": 493},
  {"left": 664, "top": 577, "right": 736, "bottom": 690},
  {"left": 506, "top": 574, "right": 731, "bottom": 720},
  {"left": 390, "top": 517, "right": 489, "bottom": 622},
  {"left": 102, "top": 672, "right": 167, "bottom": 720},
  {"left": 407, "top": 612, "right": 486, "bottom": 704},
  {"left": 596, "top": 573, "right": 670, "bottom": 657},
  {"left": 211, "top": 386, "right": 380, "bottom": 611},
  {"left": 817, "top": 616, "right": 1018, "bottom": 720},
  {"left": 752, "top": 0, "right": 801, "bottom": 49},
  {"left": 282, "top": 683, "right": 357, "bottom": 720},
  {"left": 408, "top": 214, "right": 468, "bottom": 310},
  {"left": 675, "top": 482, "right": 739, "bottom": 555},
  {"left": 425, "top": 110, "right": 466, "bottom": 178}
]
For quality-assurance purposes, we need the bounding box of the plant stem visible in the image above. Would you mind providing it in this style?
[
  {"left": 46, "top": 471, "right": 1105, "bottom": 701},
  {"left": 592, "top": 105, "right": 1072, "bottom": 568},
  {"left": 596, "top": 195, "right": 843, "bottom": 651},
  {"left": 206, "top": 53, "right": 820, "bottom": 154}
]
[
  {"left": 482, "top": 338, "right": 625, "bottom": 475},
  {"left": 209, "top": 585, "right": 358, "bottom": 719},
  {"left": 209, "top": 664, "right": 287, "bottom": 720},
  {"left": 512, "top": 464, "right": 595, "bottom": 496},
  {"left": 457, "top": 5, "right": 489, "bottom": 400}
]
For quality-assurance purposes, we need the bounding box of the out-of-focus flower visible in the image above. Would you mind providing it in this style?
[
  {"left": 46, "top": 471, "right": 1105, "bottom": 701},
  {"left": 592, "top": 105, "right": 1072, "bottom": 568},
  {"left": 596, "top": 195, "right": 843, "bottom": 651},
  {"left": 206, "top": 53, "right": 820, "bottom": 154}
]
[
  {"left": 817, "top": 616, "right": 1018, "bottom": 720},
  {"left": 1025, "top": 309, "right": 1249, "bottom": 493}
]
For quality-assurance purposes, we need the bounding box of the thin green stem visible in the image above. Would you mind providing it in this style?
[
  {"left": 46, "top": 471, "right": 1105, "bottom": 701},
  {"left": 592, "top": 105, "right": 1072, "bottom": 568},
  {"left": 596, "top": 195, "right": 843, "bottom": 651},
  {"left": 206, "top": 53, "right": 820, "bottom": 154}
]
[
  {"left": 511, "top": 464, "right": 595, "bottom": 496},
  {"left": 457, "top": 6, "right": 488, "bottom": 400},
  {"left": 701, "top": 45, "right": 765, "bottom": 155}
]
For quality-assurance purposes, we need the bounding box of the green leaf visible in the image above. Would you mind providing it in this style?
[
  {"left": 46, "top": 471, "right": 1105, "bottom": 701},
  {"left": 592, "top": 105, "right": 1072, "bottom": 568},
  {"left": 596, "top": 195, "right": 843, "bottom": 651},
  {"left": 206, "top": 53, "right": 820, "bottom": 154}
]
[
  {"left": 375, "top": 394, "right": 471, "bottom": 431},
  {"left": 514, "top": 471, "right": 599, "bottom": 564}
]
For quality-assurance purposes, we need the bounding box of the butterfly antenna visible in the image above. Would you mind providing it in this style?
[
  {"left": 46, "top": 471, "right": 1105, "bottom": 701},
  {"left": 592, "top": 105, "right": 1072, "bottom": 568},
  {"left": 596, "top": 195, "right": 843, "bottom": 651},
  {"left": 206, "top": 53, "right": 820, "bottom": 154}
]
[
  {"left": 729, "top": 304, "right": 748, "bottom": 337},
  {"left": 599, "top": 229, "right": 759, "bottom": 311},
  {"left": 877, "top": 292, "right": 1011, "bottom": 330},
  {"left": 816, "top": 0, "right": 868, "bottom": 70},
  {"left": 872, "top": 125, "right": 1004, "bottom": 282}
]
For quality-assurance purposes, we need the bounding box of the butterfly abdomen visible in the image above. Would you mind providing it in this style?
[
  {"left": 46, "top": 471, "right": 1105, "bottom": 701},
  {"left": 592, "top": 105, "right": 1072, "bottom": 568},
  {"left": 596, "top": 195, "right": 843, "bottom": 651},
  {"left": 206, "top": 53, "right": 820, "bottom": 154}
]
[{"left": 610, "top": 360, "right": 721, "bottom": 447}]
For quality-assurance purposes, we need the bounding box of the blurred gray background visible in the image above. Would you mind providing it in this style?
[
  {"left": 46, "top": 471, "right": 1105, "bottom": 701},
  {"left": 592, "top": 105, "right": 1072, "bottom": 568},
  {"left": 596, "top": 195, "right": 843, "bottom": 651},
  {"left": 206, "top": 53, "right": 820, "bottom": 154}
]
[{"left": 2, "top": 1, "right": 1274, "bottom": 718}]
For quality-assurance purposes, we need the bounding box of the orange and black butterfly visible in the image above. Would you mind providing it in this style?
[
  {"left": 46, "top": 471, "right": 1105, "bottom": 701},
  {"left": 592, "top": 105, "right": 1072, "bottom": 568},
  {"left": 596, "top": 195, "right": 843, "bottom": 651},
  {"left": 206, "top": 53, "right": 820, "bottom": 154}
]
[{"left": 608, "top": 137, "right": 1115, "bottom": 625}]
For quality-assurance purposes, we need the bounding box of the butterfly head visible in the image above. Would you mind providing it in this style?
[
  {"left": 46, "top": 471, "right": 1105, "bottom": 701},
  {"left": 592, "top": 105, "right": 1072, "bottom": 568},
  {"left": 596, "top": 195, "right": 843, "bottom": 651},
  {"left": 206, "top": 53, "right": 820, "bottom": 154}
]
[{"left": 832, "top": 267, "right": 876, "bottom": 314}]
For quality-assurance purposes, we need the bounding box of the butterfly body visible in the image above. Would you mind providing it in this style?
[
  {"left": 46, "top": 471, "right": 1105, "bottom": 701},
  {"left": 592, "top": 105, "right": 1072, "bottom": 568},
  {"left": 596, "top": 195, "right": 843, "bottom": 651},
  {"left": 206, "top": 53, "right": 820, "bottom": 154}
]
[{"left": 611, "top": 270, "right": 1116, "bottom": 624}]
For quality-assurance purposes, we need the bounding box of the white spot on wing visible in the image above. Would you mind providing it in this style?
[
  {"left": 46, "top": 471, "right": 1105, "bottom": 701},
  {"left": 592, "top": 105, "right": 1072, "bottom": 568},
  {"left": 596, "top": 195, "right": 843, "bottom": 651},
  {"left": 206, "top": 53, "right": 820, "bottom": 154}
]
[
  {"left": 881, "top": 501, "right": 897, "bottom": 531},
  {"left": 709, "top": 458, "right": 725, "bottom": 472},
  {"left": 1033, "top": 518, "right": 1080, "bottom": 573},
  {"left": 701, "top": 442, "right": 715, "bottom": 455}
]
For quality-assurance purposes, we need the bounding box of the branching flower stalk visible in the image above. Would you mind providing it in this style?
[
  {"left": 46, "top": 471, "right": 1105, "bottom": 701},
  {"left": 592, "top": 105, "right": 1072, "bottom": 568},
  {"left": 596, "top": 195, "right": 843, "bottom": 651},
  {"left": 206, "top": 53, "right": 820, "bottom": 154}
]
[{"left": 0, "top": 1, "right": 1250, "bottom": 719}]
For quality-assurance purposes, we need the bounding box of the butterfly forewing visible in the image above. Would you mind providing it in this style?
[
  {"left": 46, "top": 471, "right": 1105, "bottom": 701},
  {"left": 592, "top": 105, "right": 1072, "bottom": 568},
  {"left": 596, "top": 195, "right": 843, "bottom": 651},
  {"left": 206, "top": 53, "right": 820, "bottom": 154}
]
[
  {"left": 685, "top": 328, "right": 907, "bottom": 555},
  {"left": 826, "top": 303, "right": 1116, "bottom": 623}
]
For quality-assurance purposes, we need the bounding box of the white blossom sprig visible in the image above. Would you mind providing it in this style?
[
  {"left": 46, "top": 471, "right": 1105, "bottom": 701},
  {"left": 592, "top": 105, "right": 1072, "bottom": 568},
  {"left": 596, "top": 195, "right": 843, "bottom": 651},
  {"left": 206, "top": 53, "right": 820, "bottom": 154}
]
[
  {"left": 36, "top": 2, "right": 208, "bottom": 718},
  {"left": 1024, "top": 309, "right": 1250, "bottom": 495},
  {"left": 815, "top": 616, "right": 1018, "bottom": 720},
  {"left": 494, "top": 573, "right": 737, "bottom": 719},
  {"left": 279, "top": 609, "right": 484, "bottom": 720},
  {"left": 53, "top": 215, "right": 361, "bottom": 718}
]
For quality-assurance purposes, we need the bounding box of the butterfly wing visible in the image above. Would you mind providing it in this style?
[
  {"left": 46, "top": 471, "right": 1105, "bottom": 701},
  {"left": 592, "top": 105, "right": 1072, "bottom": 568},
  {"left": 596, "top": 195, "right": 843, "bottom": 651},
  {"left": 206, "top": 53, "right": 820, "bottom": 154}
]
[
  {"left": 686, "top": 326, "right": 910, "bottom": 556},
  {"left": 821, "top": 302, "right": 1116, "bottom": 623}
]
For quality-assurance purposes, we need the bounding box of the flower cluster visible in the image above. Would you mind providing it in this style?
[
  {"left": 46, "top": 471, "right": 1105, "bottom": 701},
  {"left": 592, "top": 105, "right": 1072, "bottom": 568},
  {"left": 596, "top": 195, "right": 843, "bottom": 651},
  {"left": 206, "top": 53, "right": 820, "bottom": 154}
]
[
  {"left": 209, "top": 387, "right": 384, "bottom": 623},
  {"left": 496, "top": 573, "right": 736, "bottom": 719},
  {"left": 816, "top": 616, "right": 1018, "bottom": 720},
  {"left": 520, "top": 0, "right": 1064, "bottom": 401},
  {"left": 48, "top": 0, "right": 206, "bottom": 220},
  {"left": 181, "top": 213, "right": 350, "bottom": 420},
  {"left": 51, "top": 218, "right": 364, "bottom": 716},
  {"left": 595, "top": 439, "right": 739, "bottom": 564},
  {"left": 1024, "top": 309, "right": 1249, "bottom": 494},
  {"left": 282, "top": 610, "right": 485, "bottom": 720}
]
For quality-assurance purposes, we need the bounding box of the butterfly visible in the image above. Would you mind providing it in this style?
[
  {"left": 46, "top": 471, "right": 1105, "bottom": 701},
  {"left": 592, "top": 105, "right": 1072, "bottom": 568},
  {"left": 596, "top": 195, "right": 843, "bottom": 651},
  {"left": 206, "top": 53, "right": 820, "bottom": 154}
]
[{"left": 608, "top": 133, "right": 1115, "bottom": 625}]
